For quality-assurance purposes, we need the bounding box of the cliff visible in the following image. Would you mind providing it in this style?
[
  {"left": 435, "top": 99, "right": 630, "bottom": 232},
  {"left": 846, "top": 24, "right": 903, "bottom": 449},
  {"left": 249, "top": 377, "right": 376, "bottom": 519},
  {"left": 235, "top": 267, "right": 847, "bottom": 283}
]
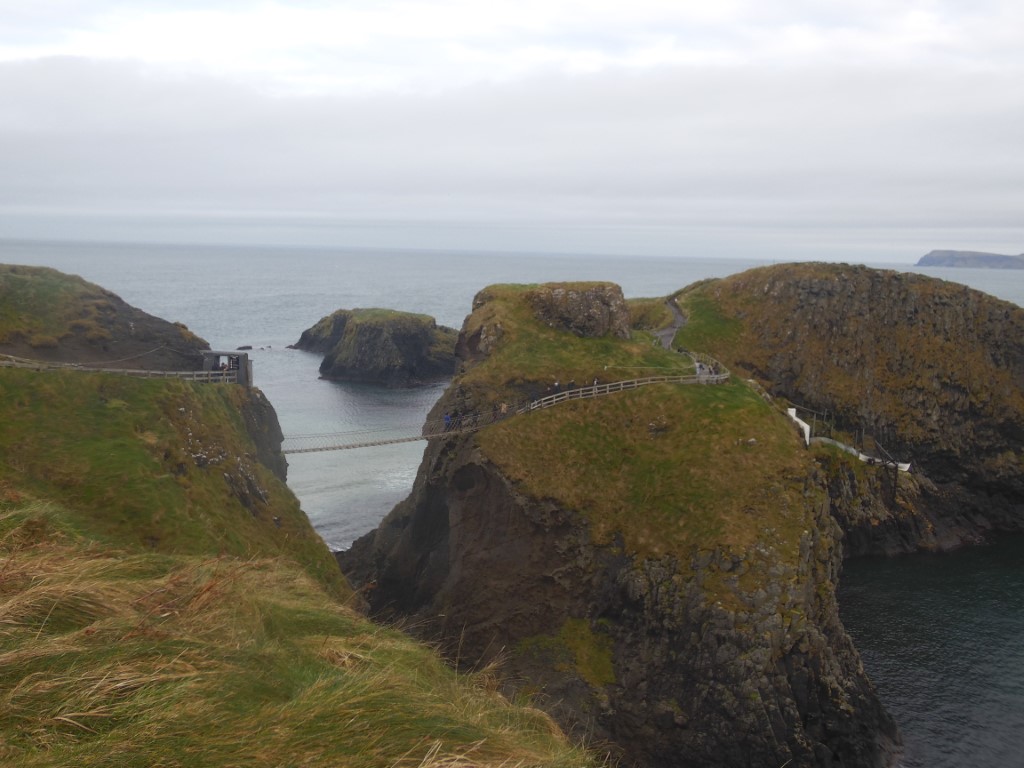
[
  {"left": 340, "top": 281, "right": 898, "bottom": 767},
  {"left": 292, "top": 307, "right": 457, "bottom": 387},
  {"left": 0, "top": 264, "right": 208, "bottom": 369},
  {"left": 0, "top": 274, "right": 597, "bottom": 768},
  {"left": 917, "top": 249, "right": 1024, "bottom": 269},
  {"left": 673, "top": 262, "right": 1024, "bottom": 554}
]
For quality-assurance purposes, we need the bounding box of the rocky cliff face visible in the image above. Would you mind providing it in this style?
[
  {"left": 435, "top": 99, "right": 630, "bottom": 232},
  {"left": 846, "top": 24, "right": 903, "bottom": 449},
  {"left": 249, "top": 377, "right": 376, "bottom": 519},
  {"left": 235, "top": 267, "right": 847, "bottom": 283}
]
[
  {"left": 340, "top": 280, "right": 899, "bottom": 768},
  {"left": 527, "top": 282, "right": 632, "bottom": 339},
  {"left": 680, "top": 263, "right": 1024, "bottom": 553},
  {"left": 292, "top": 308, "right": 457, "bottom": 387},
  {"left": 235, "top": 386, "right": 289, "bottom": 483},
  {"left": 342, "top": 439, "right": 898, "bottom": 768}
]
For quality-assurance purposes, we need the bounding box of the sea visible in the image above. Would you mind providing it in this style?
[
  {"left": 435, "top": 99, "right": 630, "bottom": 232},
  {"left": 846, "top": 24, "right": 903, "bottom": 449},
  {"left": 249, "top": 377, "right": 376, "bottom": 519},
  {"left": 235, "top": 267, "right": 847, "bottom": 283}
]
[{"left": 2, "top": 237, "right": 1022, "bottom": 767}]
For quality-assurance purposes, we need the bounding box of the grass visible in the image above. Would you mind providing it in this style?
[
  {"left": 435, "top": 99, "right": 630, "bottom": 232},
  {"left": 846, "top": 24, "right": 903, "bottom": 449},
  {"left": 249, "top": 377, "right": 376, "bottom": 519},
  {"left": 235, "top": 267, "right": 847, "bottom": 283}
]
[
  {"left": 626, "top": 297, "right": 673, "bottom": 330},
  {"left": 478, "top": 381, "right": 811, "bottom": 562},
  {"left": 0, "top": 502, "right": 599, "bottom": 767},
  {"left": 0, "top": 367, "right": 342, "bottom": 595},
  {"left": 671, "top": 288, "right": 744, "bottom": 351},
  {"left": 0, "top": 266, "right": 121, "bottom": 348},
  {"left": 456, "top": 284, "right": 693, "bottom": 404},
  {"left": 0, "top": 366, "right": 602, "bottom": 767}
]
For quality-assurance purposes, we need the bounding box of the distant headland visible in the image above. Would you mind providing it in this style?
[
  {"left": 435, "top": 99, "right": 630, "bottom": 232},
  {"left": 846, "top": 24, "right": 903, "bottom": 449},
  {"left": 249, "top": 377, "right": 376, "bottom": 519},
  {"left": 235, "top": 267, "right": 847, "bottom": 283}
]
[{"left": 917, "top": 249, "right": 1024, "bottom": 269}]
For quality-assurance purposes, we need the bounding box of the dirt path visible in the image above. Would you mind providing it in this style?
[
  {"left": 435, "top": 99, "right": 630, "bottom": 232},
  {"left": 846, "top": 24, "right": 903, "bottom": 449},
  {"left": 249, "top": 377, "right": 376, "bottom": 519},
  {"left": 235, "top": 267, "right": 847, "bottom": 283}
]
[{"left": 654, "top": 298, "right": 686, "bottom": 350}]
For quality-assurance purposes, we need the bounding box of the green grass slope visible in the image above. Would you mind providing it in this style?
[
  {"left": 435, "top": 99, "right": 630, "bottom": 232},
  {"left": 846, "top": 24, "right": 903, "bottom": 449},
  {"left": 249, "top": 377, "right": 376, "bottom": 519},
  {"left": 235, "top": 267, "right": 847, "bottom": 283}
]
[
  {"left": 0, "top": 368, "right": 598, "bottom": 768},
  {"left": 0, "top": 265, "right": 206, "bottom": 368},
  {"left": 460, "top": 283, "right": 817, "bottom": 594}
]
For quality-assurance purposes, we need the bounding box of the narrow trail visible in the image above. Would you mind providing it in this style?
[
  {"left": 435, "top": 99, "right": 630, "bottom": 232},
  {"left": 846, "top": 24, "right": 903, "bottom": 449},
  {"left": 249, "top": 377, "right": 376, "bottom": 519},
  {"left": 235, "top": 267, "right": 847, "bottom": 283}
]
[{"left": 653, "top": 297, "right": 686, "bottom": 350}]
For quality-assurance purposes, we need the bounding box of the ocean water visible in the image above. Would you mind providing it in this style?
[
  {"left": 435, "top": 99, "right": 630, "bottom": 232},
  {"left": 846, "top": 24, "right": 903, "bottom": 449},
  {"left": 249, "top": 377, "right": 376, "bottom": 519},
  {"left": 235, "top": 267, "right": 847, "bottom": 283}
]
[
  {"left": 2, "top": 237, "right": 1023, "bottom": 764},
  {"left": 839, "top": 536, "right": 1024, "bottom": 768}
]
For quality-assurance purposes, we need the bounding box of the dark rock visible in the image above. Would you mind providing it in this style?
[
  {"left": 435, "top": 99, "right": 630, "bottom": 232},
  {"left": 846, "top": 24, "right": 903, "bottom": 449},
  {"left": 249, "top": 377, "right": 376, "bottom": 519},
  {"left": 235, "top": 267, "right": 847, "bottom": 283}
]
[
  {"left": 527, "top": 282, "right": 631, "bottom": 339},
  {"left": 292, "top": 308, "right": 457, "bottom": 387}
]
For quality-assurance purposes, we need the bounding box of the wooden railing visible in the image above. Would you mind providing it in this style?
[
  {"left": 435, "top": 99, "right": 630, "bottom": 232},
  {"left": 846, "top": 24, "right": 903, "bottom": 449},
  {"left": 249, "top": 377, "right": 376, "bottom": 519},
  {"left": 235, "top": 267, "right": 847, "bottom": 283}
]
[{"left": 0, "top": 358, "right": 236, "bottom": 383}]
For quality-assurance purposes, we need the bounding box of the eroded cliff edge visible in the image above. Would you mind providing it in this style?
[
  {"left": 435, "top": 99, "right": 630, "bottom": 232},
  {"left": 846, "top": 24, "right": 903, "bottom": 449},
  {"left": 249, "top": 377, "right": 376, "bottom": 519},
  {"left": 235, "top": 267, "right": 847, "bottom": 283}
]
[
  {"left": 340, "top": 280, "right": 899, "bottom": 767},
  {"left": 292, "top": 307, "right": 457, "bottom": 387}
]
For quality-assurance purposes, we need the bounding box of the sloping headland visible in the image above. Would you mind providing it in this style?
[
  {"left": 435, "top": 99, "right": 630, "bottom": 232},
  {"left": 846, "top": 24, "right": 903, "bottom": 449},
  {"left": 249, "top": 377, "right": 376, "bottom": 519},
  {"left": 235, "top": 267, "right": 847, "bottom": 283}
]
[
  {"left": 916, "top": 249, "right": 1024, "bottom": 269},
  {"left": 0, "top": 264, "right": 208, "bottom": 369},
  {"left": 0, "top": 266, "right": 598, "bottom": 768}
]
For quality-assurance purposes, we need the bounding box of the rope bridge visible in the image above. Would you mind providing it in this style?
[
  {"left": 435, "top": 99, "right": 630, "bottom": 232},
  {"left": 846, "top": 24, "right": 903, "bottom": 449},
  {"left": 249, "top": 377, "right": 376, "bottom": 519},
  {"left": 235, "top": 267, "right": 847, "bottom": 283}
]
[{"left": 281, "top": 368, "right": 729, "bottom": 454}]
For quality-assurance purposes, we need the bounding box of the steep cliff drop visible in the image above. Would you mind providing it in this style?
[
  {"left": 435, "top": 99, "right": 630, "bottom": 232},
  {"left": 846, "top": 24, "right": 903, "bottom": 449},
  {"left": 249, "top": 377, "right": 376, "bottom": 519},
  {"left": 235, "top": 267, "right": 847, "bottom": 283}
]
[
  {"left": 340, "top": 281, "right": 899, "bottom": 768},
  {"left": 674, "top": 263, "right": 1024, "bottom": 555}
]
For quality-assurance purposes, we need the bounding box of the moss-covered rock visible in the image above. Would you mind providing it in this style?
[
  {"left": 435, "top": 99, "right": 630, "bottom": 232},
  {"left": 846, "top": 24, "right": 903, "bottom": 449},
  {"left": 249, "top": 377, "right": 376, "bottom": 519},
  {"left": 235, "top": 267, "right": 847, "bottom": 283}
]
[{"left": 292, "top": 307, "right": 457, "bottom": 387}]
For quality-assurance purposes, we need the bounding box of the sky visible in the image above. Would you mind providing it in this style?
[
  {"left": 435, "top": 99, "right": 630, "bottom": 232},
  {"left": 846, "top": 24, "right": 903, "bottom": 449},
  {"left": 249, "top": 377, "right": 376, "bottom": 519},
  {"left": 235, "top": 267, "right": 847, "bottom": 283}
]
[{"left": 1, "top": 1, "right": 1022, "bottom": 261}]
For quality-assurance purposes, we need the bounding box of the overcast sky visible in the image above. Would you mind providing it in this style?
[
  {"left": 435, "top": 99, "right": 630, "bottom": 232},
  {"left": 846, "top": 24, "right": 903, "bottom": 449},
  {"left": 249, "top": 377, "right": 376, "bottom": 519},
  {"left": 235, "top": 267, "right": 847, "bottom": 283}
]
[{"left": 1, "top": 1, "right": 1021, "bottom": 261}]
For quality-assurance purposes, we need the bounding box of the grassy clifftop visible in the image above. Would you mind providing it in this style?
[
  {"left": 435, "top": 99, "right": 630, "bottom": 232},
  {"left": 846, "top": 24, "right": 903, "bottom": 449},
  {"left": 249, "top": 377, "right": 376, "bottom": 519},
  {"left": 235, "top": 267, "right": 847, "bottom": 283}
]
[
  {"left": 672, "top": 263, "right": 1024, "bottom": 482},
  {"left": 342, "top": 281, "right": 893, "bottom": 766},
  {"left": 0, "top": 265, "right": 206, "bottom": 369},
  {"left": 453, "top": 281, "right": 815, "bottom": 571}
]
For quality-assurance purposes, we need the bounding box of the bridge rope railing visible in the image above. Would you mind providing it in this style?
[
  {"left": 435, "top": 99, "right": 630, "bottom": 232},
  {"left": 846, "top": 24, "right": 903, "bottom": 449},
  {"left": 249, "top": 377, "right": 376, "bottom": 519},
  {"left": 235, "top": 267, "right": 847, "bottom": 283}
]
[{"left": 282, "top": 366, "right": 730, "bottom": 454}]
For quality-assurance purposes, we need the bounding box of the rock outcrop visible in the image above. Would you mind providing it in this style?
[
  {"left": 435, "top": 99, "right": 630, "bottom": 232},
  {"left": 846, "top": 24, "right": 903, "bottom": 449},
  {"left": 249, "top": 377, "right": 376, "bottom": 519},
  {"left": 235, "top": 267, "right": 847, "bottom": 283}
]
[
  {"left": 292, "top": 308, "right": 457, "bottom": 387},
  {"left": 675, "top": 262, "right": 1024, "bottom": 554},
  {"left": 527, "top": 282, "right": 631, "bottom": 339},
  {"left": 340, "top": 280, "right": 899, "bottom": 768}
]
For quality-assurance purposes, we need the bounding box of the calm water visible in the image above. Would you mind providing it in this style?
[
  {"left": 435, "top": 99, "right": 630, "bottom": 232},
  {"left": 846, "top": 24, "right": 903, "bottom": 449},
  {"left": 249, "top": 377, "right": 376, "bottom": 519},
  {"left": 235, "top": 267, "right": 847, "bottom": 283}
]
[
  {"left": 2, "top": 237, "right": 1023, "bottom": 764},
  {"left": 839, "top": 536, "right": 1024, "bottom": 767}
]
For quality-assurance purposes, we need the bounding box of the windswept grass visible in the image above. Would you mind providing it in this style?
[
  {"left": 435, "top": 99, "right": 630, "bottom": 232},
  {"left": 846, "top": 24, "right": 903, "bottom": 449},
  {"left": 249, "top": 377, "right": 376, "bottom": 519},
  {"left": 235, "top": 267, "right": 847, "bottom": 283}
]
[
  {"left": 0, "top": 502, "right": 600, "bottom": 767},
  {"left": 0, "top": 367, "right": 343, "bottom": 595}
]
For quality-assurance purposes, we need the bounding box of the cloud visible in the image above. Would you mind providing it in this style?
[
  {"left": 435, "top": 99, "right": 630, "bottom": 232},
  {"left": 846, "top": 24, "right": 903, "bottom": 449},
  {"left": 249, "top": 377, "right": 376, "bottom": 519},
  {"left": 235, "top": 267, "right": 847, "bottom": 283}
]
[{"left": 0, "top": 2, "right": 1022, "bottom": 258}]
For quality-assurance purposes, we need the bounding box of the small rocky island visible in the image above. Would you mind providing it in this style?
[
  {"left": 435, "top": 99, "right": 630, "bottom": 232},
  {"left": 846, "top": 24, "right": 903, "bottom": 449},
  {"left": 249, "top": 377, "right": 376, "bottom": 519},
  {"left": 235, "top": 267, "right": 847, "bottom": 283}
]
[
  {"left": 291, "top": 307, "right": 458, "bottom": 387},
  {"left": 916, "top": 249, "right": 1024, "bottom": 268}
]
